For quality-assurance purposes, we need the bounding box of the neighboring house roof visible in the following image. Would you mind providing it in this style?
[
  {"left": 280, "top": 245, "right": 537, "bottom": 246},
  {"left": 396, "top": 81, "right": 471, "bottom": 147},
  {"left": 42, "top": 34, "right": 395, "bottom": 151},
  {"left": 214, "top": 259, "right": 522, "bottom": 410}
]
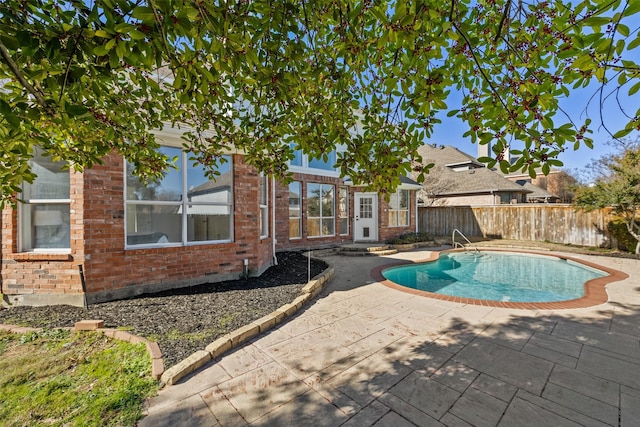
[
  {"left": 421, "top": 144, "right": 484, "bottom": 169},
  {"left": 516, "top": 180, "right": 560, "bottom": 202},
  {"left": 416, "top": 144, "right": 531, "bottom": 196},
  {"left": 187, "top": 170, "right": 232, "bottom": 199}
]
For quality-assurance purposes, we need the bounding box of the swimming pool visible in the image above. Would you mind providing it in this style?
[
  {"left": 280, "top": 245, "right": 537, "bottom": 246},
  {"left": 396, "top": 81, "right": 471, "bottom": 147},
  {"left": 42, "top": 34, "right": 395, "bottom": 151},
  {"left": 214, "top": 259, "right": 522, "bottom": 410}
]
[{"left": 381, "top": 251, "right": 608, "bottom": 303}]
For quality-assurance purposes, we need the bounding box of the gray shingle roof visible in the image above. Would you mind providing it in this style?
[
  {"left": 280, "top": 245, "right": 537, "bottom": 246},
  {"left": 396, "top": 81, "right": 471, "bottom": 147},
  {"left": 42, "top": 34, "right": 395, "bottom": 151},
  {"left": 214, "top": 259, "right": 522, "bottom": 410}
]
[
  {"left": 416, "top": 144, "right": 531, "bottom": 195},
  {"left": 516, "top": 180, "right": 559, "bottom": 201},
  {"left": 418, "top": 144, "right": 483, "bottom": 168}
]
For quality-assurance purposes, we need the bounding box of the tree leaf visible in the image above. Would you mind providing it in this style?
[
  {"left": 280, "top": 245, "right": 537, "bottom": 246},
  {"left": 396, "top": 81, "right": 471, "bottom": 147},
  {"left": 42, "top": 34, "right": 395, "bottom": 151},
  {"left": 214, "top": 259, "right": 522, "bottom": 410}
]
[
  {"left": 64, "top": 103, "right": 88, "bottom": 117},
  {"left": 0, "top": 99, "right": 20, "bottom": 127},
  {"left": 613, "top": 128, "right": 633, "bottom": 139},
  {"left": 623, "top": 1, "right": 640, "bottom": 17}
]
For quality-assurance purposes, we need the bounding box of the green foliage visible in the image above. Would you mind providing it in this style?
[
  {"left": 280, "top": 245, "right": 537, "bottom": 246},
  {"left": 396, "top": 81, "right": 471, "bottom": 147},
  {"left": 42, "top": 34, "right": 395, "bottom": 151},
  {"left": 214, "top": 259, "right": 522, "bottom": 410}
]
[
  {"left": 1, "top": 0, "right": 640, "bottom": 206},
  {"left": 388, "top": 231, "right": 435, "bottom": 245},
  {"left": 0, "top": 329, "right": 157, "bottom": 426},
  {"left": 574, "top": 140, "right": 640, "bottom": 253},
  {"left": 607, "top": 216, "right": 638, "bottom": 252}
]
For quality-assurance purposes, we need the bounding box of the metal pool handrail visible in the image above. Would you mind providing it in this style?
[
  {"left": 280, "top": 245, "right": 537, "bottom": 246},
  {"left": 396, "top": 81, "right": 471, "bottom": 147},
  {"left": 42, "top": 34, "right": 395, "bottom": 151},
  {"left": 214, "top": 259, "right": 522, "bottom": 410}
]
[{"left": 452, "top": 229, "right": 480, "bottom": 255}]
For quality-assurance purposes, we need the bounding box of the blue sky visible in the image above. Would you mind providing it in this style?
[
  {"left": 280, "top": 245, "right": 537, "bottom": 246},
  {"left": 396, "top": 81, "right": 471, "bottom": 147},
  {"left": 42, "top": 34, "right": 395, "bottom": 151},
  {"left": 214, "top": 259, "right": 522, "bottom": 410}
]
[{"left": 429, "top": 83, "right": 638, "bottom": 175}]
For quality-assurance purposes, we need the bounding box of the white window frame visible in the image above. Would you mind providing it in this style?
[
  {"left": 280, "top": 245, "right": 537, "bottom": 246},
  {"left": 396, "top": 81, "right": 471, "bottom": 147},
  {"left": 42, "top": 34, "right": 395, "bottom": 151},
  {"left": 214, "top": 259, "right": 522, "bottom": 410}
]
[
  {"left": 288, "top": 181, "right": 302, "bottom": 239},
  {"left": 19, "top": 151, "right": 71, "bottom": 253},
  {"left": 338, "top": 186, "right": 349, "bottom": 235},
  {"left": 287, "top": 143, "right": 341, "bottom": 177},
  {"left": 125, "top": 149, "right": 234, "bottom": 248},
  {"left": 259, "top": 174, "right": 269, "bottom": 239},
  {"left": 307, "top": 183, "right": 335, "bottom": 238},
  {"left": 388, "top": 189, "right": 409, "bottom": 227}
]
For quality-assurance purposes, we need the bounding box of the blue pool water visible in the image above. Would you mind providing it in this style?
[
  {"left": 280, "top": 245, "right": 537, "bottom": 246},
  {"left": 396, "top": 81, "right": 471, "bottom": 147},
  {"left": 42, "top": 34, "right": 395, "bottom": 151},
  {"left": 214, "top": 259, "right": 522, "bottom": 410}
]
[{"left": 382, "top": 251, "right": 607, "bottom": 303}]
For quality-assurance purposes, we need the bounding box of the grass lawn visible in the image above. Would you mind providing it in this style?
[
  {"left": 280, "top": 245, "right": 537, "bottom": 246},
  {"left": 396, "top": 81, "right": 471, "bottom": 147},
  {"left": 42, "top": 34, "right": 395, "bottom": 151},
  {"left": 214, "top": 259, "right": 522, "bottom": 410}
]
[{"left": 0, "top": 328, "right": 158, "bottom": 427}]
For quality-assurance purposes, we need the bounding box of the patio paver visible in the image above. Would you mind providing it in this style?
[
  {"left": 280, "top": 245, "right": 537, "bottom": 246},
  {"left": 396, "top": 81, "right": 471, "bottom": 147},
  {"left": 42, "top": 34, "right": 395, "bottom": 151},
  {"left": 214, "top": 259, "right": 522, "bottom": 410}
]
[{"left": 140, "top": 248, "right": 640, "bottom": 426}]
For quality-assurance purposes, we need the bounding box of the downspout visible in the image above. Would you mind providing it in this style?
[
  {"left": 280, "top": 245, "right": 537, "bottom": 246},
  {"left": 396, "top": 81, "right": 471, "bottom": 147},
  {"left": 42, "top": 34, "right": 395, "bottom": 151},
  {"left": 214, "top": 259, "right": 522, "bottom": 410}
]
[
  {"left": 415, "top": 189, "right": 419, "bottom": 234},
  {"left": 78, "top": 264, "right": 87, "bottom": 309},
  {"left": 272, "top": 176, "right": 278, "bottom": 265}
]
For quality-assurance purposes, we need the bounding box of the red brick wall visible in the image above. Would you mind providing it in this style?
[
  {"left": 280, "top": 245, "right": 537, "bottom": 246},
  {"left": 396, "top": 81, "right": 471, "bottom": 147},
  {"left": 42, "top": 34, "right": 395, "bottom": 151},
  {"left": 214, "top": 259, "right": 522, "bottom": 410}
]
[
  {"left": 1, "top": 170, "right": 85, "bottom": 306},
  {"left": 376, "top": 188, "right": 417, "bottom": 242},
  {"left": 82, "top": 153, "right": 273, "bottom": 303},
  {"left": 2, "top": 153, "right": 274, "bottom": 306},
  {"left": 274, "top": 173, "right": 353, "bottom": 251},
  {"left": 274, "top": 176, "right": 417, "bottom": 251}
]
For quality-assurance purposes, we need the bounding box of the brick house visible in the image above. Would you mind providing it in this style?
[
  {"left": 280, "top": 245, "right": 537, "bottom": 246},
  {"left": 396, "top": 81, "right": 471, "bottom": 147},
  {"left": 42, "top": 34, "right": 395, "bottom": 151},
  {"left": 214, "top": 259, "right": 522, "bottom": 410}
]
[{"left": 1, "top": 129, "right": 421, "bottom": 307}]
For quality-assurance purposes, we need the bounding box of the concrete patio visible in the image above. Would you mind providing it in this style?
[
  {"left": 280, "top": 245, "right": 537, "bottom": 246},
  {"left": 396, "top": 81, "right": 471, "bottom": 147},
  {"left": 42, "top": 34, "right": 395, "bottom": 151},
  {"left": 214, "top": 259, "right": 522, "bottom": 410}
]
[{"left": 141, "top": 248, "right": 640, "bottom": 426}]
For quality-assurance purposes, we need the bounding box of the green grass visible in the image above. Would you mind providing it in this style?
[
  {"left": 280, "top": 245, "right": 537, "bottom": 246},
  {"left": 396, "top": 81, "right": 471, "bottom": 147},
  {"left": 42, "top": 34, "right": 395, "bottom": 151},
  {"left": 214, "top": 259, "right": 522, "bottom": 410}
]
[{"left": 0, "top": 329, "right": 158, "bottom": 427}]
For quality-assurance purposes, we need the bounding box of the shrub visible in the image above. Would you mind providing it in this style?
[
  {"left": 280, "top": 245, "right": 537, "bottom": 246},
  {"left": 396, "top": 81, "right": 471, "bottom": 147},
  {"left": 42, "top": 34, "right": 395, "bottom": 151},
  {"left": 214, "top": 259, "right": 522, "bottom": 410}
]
[
  {"left": 607, "top": 216, "right": 638, "bottom": 252},
  {"left": 388, "top": 232, "right": 434, "bottom": 245}
]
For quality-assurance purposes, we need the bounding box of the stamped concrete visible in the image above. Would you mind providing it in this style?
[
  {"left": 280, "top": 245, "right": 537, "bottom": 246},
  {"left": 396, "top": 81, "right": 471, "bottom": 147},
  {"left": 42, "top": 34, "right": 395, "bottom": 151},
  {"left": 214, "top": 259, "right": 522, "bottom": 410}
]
[{"left": 141, "top": 248, "right": 640, "bottom": 426}]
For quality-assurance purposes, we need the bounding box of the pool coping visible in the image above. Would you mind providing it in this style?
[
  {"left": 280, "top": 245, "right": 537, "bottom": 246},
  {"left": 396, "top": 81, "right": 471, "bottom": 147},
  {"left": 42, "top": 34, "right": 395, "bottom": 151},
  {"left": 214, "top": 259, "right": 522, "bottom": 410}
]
[{"left": 371, "top": 248, "right": 630, "bottom": 310}]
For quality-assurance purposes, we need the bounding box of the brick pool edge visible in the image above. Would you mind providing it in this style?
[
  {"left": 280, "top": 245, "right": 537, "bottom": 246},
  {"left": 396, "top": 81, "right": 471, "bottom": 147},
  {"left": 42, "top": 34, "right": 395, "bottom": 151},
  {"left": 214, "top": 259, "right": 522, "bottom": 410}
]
[{"left": 371, "top": 248, "right": 629, "bottom": 310}]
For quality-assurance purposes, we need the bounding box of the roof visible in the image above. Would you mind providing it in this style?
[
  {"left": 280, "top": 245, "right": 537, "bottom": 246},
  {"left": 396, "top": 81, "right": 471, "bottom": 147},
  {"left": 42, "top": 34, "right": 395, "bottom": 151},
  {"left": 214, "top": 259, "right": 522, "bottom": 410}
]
[
  {"left": 187, "top": 170, "right": 232, "bottom": 198},
  {"left": 419, "top": 144, "right": 484, "bottom": 168},
  {"left": 416, "top": 144, "right": 531, "bottom": 196},
  {"left": 398, "top": 175, "right": 423, "bottom": 190},
  {"left": 516, "top": 180, "right": 559, "bottom": 201}
]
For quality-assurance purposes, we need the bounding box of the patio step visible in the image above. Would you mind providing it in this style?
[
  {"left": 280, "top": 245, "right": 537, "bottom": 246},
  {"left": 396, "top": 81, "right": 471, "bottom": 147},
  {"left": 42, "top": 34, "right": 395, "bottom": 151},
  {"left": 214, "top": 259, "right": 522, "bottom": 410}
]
[{"left": 339, "top": 244, "right": 398, "bottom": 256}]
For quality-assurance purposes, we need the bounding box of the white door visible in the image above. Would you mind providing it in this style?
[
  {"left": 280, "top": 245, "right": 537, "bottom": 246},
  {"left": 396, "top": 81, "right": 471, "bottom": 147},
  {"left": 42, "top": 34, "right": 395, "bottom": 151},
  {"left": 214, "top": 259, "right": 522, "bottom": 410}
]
[{"left": 354, "top": 192, "right": 378, "bottom": 242}]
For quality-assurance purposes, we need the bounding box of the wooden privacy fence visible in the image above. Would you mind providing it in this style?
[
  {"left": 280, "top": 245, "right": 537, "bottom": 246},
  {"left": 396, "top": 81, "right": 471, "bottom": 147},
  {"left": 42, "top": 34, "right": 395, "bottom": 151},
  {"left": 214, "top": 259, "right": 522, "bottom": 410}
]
[{"left": 419, "top": 205, "right": 614, "bottom": 248}]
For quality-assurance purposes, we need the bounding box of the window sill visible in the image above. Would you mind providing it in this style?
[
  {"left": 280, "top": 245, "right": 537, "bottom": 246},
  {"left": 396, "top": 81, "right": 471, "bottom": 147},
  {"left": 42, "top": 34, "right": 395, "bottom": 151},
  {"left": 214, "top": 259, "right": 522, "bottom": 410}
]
[{"left": 11, "top": 253, "right": 73, "bottom": 262}]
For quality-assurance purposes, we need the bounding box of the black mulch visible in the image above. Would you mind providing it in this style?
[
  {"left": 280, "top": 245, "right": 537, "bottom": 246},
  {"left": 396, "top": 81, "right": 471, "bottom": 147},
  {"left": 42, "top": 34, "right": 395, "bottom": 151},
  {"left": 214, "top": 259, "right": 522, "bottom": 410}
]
[{"left": 0, "top": 251, "right": 328, "bottom": 368}]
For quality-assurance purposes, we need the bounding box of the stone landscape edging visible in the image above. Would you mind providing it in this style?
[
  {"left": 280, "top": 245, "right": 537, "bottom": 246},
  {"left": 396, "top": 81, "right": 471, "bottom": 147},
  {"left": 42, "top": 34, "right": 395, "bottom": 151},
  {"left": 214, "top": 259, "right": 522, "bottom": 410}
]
[
  {"left": 0, "top": 261, "right": 335, "bottom": 387},
  {"left": 0, "top": 322, "right": 165, "bottom": 380},
  {"left": 159, "top": 265, "right": 335, "bottom": 386},
  {"left": 390, "top": 241, "right": 442, "bottom": 251}
]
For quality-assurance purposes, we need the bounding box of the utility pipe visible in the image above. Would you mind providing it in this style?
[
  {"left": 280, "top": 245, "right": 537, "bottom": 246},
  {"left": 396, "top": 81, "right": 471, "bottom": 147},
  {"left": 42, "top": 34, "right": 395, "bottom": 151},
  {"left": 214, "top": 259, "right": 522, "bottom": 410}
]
[{"left": 272, "top": 176, "right": 278, "bottom": 266}]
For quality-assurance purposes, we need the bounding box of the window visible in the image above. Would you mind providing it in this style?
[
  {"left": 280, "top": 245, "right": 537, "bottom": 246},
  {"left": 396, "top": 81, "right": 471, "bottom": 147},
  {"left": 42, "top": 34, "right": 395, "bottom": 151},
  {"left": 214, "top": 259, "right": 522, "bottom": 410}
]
[
  {"left": 289, "top": 143, "right": 303, "bottom": 167},
  {"left": 338, "top": 186, "right": 349, "bottom": 235},
  {"left": 388, "top": 189, "right": 409, "bottom": 227},
  {"left": 259, "top": 174, "right": 268, "bottom": 238},
  {"left": 308, "top": 151, "right": 337, "bottom": 171},
  {"left": 288, "top": 142, "right": 339, "bottom": 174},
  {"left": 307, "top": 183, "right": 334, "bottom": 237},
  {"left": 126, "top": 147, "right": 233, "bottom": 246},
  {"left": 288, "top": 181, "right": 301, "bottom": 239},
  {"left": 20, "top": 149, "right": 71, "bottom": 251}
]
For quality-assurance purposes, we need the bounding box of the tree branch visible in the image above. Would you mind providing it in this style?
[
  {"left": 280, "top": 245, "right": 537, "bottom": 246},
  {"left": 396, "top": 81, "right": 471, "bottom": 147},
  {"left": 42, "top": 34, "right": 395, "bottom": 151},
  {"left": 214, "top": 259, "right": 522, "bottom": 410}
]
[
  {"left": 493, "top": 0, "right": 512, "bottom": 44},
  {"left": 0, "top": 38, "right": 49, "bottom": 110},
  {"left": 450, "top": 20, "right": 513, "bottom": 121}
]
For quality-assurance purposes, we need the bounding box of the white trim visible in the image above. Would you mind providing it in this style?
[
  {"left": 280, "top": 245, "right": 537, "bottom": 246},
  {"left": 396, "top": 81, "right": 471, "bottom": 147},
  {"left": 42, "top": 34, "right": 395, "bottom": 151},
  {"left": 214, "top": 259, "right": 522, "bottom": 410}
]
[
  {"left": 338, "top": 185, "right": 349, "bottom": 236},
  {"left": 151, "top": 125, "right": 245, "bottom": 154},
  {"left": 306, "top": 183, "right": 336, "bottom": 238},
  {"left": 124, "top": 150, "right": 234, "bottom": 248},
  {"left": 259, "top": 174, "right": 269, "bottom": 239},
  {"left": 287, "top": 165, "right": 341, "bottom": 178},
  {"left": 288, "top": 181, "right": 302, "bottom": 239},
  {"left": 388, "top": 189, "right": 410, "bottom": 228}
]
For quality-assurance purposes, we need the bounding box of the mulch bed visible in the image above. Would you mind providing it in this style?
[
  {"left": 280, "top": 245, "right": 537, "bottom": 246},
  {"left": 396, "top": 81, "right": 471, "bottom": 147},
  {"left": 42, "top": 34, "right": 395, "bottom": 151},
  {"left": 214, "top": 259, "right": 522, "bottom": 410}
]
[{"left": 0, "top": 251, "right": 328, "bottom": 368}]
